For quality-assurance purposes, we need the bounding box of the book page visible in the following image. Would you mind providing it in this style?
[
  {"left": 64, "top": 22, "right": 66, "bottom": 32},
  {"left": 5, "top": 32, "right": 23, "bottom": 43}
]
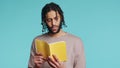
[
  {"left": 49, "top": 41, "right": 67, "bottom": 62},
  {"left": 35, "top": 39, "right": 50, "bottom": 58}
]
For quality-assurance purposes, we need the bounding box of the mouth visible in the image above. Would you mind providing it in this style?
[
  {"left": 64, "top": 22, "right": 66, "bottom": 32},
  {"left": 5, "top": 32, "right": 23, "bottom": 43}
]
[
  {"left": 47, "top": 24, "right": 61, "bottom": 34},
  {"left": 52, "top": 27, "right": 57, "bottom": 31},
  {"left": 51, "top": 26, "right": 58, "bottom": 32}
]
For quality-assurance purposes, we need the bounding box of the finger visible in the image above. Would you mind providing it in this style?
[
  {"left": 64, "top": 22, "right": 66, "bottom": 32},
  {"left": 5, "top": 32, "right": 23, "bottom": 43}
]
[
  {"left": 34, "top": 54, "right": 46, "bottom": 60},
  {"left": 52, "top": 54, "right": 61, "bottom": 66},
  {"left": 34, "top": 60, "right": 43, "bottom": 64},
  {"left": 52, "top": 54, "right": 60, "bottom": 62},
  {"left": 35, "top": 53, "right": 46, "bottom": 60},
  {"left": 35, "top": 52, "right": 43, "bottom": 56},
  {"left": 47, "top": 56, "right": 59, "bottom": 67},
  {"left": 34, "top": 55, "right": 44, "bottom": 58},
  {"left": 47, "top": 58, "right": 57, "bottom": 68},
  {"left": 52, "top": 55, "right": 64, "bottom": 67},
  {"left": 35, "top": 58, "right": 43, "bottom": 61},
  {"left": 34, "top": 56, "right": 46, "bottom": 63},
  {"left": 34, "top": 56, "right": 44, "bottom": 59}
]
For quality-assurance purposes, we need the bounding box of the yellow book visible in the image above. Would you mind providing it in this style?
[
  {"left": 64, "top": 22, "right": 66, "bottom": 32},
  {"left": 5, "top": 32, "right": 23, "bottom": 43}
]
[{"left": 35, "top": 39, "right": 67, "bottom": 62}]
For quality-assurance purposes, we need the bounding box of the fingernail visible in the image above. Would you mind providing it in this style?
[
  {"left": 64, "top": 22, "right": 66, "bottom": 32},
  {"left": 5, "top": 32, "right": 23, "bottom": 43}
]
[{"left": 48, "top": 56, "right": 50, "bottom": 58}]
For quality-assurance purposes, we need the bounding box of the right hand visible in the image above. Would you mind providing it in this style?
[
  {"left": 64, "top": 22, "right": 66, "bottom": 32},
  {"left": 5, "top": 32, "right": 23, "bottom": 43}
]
[{"left": 33, "top": 53, "right": 46, "bottom": 68}]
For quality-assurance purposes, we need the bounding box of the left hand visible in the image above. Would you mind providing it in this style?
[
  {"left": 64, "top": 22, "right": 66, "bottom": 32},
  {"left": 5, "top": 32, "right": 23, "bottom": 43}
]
[{"left": 47, "top": 54, "right": 65, "bottom": 68}]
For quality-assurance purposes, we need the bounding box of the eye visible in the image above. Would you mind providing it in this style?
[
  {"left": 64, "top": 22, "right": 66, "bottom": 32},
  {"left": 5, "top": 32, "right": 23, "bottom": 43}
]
[
  {"left": 54, "top": 17, "right": 58, "bottom": 21},
  {"left": 46, "top": 18, "right": 52, "bottom": 22}
]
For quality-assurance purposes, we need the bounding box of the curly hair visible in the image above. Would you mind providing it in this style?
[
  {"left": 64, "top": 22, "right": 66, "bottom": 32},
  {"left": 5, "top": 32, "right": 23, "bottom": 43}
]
[{"left": 41, "top": 2, "right": 67, "bottom": 33}]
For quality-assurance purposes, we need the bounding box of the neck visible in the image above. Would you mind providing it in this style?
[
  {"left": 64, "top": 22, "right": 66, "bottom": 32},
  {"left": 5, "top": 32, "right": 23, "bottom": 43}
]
[{"left": 48, "top": 29, "right": 66, "bottom": 38}]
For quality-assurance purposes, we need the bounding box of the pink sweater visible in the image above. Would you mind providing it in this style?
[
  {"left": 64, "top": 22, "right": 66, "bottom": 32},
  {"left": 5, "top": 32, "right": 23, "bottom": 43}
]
[{"left": 28, "top": 33, "right": 86, "bottom": 68}]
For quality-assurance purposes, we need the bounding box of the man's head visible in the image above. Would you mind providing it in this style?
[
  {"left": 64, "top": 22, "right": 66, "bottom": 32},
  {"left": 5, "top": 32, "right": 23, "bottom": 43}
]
[{"left": 41, "top": 2, "right": 67, "bottom": 34}]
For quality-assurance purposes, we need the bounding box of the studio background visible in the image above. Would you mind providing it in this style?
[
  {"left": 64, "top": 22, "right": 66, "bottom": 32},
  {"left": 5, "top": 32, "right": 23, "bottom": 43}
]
[{"left": 0, "top": 0, "right": 120, "bottom": 68}]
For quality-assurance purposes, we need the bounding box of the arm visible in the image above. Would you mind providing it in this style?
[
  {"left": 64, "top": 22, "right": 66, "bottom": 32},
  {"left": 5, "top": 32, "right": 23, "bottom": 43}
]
[
  {"left": 74, "top": 39, "right": 86, "bottom": 68},
  {"left": 28, "top": 39, "right": 45, "bottom": 68},
  {"left": 28, "top": 40, "right": 36, "bottom": 68}
]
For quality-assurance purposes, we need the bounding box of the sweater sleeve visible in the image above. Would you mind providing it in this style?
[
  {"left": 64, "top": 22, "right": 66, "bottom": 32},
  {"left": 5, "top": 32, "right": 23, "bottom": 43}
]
[
  {"left": 28, "top": 39, "right": 36, "bottom": 68},
  {"left": 73, "top": 38, "right": 86, "bottom": 68}
]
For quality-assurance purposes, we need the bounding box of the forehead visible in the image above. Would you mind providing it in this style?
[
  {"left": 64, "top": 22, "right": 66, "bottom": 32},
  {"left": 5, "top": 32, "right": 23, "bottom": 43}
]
[{"left": 46, "top": 10, "right": 60, "bottom": 18}]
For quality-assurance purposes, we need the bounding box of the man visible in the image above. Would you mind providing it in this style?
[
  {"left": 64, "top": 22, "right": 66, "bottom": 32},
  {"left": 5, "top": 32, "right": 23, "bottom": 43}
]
[{"left": 28, "top": 2, "right": 86, "bottom": 68}]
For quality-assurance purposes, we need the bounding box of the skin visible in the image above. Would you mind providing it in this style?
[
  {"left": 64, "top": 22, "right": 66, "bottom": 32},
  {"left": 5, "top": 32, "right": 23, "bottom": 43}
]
[
  {"left": 34, "top": 10, "right": 66, "bottom": 68},
  {"left": 34, "top": 53, "right": 46, "bottom": 68}
]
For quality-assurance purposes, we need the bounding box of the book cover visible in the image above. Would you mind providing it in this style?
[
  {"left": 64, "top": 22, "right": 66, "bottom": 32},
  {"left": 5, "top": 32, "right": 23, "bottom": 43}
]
[{"left": 35, "top": 39, "right": 67, "bottom": 62}]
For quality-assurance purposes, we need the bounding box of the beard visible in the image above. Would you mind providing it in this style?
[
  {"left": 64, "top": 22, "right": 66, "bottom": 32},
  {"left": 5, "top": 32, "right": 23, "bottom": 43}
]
[{"left": 46, "top": 22, "right": 62, "bottom": 34}]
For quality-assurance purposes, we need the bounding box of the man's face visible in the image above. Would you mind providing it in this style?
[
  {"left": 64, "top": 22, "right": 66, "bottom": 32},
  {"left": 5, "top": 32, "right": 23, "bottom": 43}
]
[{"left": 45, "top": 10, "right": 61, "bottom": 34}]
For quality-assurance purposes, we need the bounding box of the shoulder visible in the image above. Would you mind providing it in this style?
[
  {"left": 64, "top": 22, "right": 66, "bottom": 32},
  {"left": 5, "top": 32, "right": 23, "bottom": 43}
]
[
  {"left": 66, "top": 33, "right": 83, "bottom": 47},
  {"left": 66, "top": 33, "right": 82, "bottom": 42},
  {"left": 33, "top": 33, "right": 47, "bottom": 41}
]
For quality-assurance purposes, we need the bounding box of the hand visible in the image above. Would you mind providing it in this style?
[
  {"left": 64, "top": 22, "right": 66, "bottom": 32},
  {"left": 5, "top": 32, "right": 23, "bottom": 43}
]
[
  {"left": 47, "top": 54, "right": 65, "bottom": 68},
  {"left": 33, "top": 53, "right": 46, "bottom": 68}
]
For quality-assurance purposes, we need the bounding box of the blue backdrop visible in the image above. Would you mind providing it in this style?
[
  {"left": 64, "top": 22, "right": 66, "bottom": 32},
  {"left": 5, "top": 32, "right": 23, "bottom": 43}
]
[{"left": 0, "top": 0, "right": 120, "bottom": 68}]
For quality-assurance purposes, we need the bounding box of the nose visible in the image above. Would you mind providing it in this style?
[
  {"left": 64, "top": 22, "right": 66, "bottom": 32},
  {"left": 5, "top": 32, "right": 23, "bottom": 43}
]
[{"left": 52, "top": 19, "right": 56, "bottom": 25}]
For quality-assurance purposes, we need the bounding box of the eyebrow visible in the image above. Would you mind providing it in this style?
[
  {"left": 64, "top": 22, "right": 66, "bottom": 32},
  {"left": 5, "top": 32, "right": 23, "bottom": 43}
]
[{"left": 46, "top": 15, "right": 60, "bottom": 20}]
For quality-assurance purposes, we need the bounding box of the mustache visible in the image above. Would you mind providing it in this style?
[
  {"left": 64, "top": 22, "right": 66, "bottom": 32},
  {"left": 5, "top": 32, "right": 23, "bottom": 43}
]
[{"left": 50, "top": 25, "right": 59, "bottom": 28}]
